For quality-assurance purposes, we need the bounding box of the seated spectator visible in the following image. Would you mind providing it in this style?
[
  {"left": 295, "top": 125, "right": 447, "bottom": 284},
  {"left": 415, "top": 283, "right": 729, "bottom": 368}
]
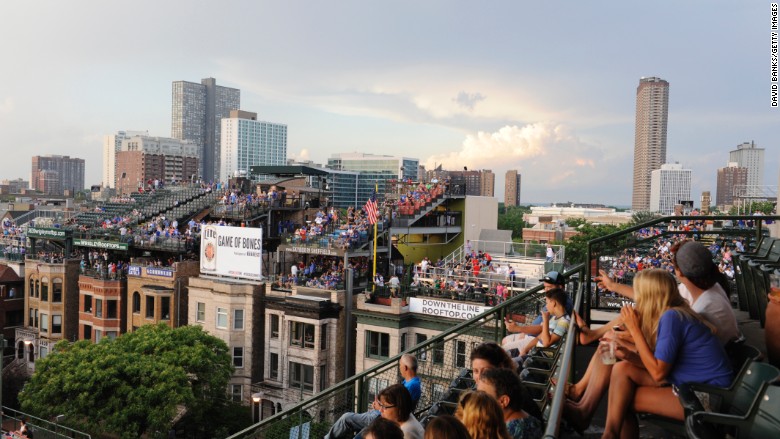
[
  {"left": 363, "top": 417, "right": 404, "bottom": 439},
  {"left": 324, "top": 355, "right": 420, "bottom": 439},
  {"left": 423, "top": 415, "right": 470, "bottom": 439},
  {"left": 477, "top": 368, "right": 543, "bottom": 439},
  {"left": 455, "top": 391, "right": 511, "bottom": 439},
  {"left": 374, "top": 384, "right": 424, "bottom": 439},
  {"left": 501, "top": 288, "right": 570, "bottom": 357},
  {"left": 470, "top": 342, "right": 516, "bottom": 384},
  {"left": 602, "top": 269, "right": 732, "bottom": 438}
]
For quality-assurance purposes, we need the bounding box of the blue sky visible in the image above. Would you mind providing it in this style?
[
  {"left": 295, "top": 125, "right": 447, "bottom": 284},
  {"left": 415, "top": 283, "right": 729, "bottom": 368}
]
[{"left": 0, "top": 1, "right": 777, "bottom": 205}]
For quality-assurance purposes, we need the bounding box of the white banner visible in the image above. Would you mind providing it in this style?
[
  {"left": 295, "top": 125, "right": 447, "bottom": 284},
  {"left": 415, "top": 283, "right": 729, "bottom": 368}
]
[
  {"left": 200, "top": 225, "right": 263, "bottom": 280},
  {"left": 408, "top": 297, "right": 489, "bottom": 320}
]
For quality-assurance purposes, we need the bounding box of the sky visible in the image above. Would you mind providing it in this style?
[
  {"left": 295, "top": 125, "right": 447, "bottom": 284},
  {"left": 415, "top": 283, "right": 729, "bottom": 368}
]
[{"left": 0, "top": 1, "right": 777, "bottom": 206}]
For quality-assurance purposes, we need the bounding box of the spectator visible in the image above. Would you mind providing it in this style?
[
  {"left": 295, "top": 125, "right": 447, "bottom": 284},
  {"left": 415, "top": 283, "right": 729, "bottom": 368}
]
[
  {"left": 363, "top": 417, "right": 404, "bottom": 439},
  {"left": 502, "top": 288, "right": 570, "bottom": 357},
  {"left": 423, "top": 415, "right": 471, "bottom": 439},
  {"left": 388, "top": 274, "right": 401, "bottom": 297},
  {"left": 375, "top": 384, "right": 424, "bottom": 439},
  {"left": 477, "top": 368, "right": 543, "bottom": 439},
  {"left": 455, "top": 391, "right": 511, "bottom": 439}
]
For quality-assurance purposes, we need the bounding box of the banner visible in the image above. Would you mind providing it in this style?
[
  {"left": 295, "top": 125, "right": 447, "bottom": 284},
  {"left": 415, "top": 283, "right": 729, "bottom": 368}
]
[
  {"left": 408, "top": 297, "right": 489, "bottom": 320},
  {"left": 200, "top": 225, "right": 263, "bottom": 280},
  {"left": 74, "top": 239, "right": 128, "bottom": 251},
  {"left": 27, "top": 227, "right": 69, "bottom": 240}
]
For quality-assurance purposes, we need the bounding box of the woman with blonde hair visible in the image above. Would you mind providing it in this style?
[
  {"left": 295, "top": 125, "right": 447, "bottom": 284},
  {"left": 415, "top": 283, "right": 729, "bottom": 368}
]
[
  {"left": 455, "top": 391, "right": 511, "bottom": 439},
  {"left": 602, "top": 269, "right": 733, "bottom": 439}
]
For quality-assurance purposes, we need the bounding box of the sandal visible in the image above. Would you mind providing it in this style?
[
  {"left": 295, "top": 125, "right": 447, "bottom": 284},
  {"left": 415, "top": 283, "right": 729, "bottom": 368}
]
[{"left": 550, "top": 378, "right": 575, "bottom": 399}]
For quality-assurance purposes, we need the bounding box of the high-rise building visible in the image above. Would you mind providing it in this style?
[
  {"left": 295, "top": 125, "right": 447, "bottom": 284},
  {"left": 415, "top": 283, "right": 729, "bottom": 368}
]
[
  {"left": 171, "top": 78, "right": 240, "bottom": 182},
  {"left": 716, "top": 162, "right": 748, "bottom": 209},
  {"left": 479, "top": 170, "right": 495, "bottom": 197},
  {"left": 729, "top": 141, "right": 765, "bottom": 192},
  {"left": 504, "top": 170, "right": 521, "bottom": 206},
  {"left": 631, "top": 77, "right": 669, "bottom": 211},
  {"left": 220, "top": 110, "right": 287, "bottom": 179},
  {"left": 326, "top": 153, "right": 419, "bottom": 203},
  {"left": 700, "top": 191, "right": 711, "bottom": 214},
  {"left": 103, "top": 130, "right": 149, "bottom": 189},
  {"left": 115, "top": 135, "right": 199, "bottom": 194},
  {"left": 31, "top": 155, "right": 85, "bottom": 195},
  {"left": 649, "top": 163, "right": 691, "bottom": 215}
]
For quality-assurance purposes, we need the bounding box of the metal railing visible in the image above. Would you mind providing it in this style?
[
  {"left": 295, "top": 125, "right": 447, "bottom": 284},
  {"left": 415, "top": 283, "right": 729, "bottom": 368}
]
[
  {"left": 2, "top": 406, "right": 91, "bottom": 439},
  {"left": 228, "top": 265, "right": 585, "bottom": 439}
]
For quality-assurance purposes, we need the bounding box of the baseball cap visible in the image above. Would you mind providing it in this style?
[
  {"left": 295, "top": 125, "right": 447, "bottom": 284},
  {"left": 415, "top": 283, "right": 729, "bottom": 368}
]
[
  {"left": 540, "top": 271, "right": 565, "bottom": 285},
  {"left": 675, "top": 241, "right": 715, "bottom": 278}
]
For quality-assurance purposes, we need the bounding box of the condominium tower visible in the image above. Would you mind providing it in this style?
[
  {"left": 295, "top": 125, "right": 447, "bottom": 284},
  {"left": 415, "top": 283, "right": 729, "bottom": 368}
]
[
  {"left": 103, "top": 130, "right": 149, "bottom": 189},
  {"left": 220, "top": 111, "right": 288, "bottom": 179},
  {"left": 504, "top": 170, "right": 521, "bottom": 206},
  {"left": 728, "top": 141, "right": 765, "bottom": 192},
  {"left": 172, "top": 78, "right": 240, "bottom": 182},
  {"left": 649, "top": 163, "right": 691, "bottom": 215},
  {"left": 31, "top": 155, "right": 85, "bottom": 195},
  {"left": 716, "top": 163, "right": 748, "bottom": 209},
  {"left": 631, "top": 77, "right": 669, "bottom": 211}
]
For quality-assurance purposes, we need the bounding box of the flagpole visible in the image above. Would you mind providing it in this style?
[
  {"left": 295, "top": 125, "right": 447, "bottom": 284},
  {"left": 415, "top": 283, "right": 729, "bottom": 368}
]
[{"left": 372, "top": 182, "right": 378, "bottom": 292}]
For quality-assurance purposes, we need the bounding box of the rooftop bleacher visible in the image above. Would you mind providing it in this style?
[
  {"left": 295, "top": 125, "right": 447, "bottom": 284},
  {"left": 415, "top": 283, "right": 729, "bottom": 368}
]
[{"left": 227, "top": 214, "right": 780, "bottom": 439}]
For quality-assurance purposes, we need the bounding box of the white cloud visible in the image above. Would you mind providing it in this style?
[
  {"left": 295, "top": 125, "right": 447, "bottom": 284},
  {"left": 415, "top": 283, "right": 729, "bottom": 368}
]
[{"left": 0, "top": 97, "right": 14, "bottom": 115}]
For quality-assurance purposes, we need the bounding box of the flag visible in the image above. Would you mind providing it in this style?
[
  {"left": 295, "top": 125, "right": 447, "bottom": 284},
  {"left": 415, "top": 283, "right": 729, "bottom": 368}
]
[{"left": 364, "top": 191, "right": 378, "bottom": 225}]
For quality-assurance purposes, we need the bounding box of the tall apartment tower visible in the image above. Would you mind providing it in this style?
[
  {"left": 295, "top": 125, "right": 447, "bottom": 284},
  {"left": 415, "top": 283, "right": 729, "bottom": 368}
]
[
  {"left": 649, "top": 163, "right": 691, "bottom": 215},
  {"left": 172, "top": 78, "right": 240, "bottom": 182},
  {"left": 700, "top": 191, "right": 711, "bottom": 214},
  {"left": 103, "top": 130, "right": 148, "bottom": 188},
  {"left": 716, "top": 163, "right": 748, "bottom": 209},
  {"left": 504, "top": 170, "right": 521, "bottom": 206},
  {"left": 479, "top": 170, "right": 495, "bottom": 197},
  {"left": 729, "top": 141, "right": 765, "bottom": 193},
  {"left": 31, "top": 155, "right": 85, "bottom": 195},
  {"left": 220, "top": 110, "right": 288, "bottom": 179},
  {"left": 631, "top": 77, "right": 669, "bottom": 211}
]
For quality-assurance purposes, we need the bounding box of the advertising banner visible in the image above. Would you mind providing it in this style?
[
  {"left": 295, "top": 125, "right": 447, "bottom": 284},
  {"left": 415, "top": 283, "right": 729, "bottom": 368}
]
[
  {"left": 200, "top": 225, "right": 263, "bottom": 280},
  {"left": 27, "top": 227, "right": 69, "bottom": 240},
  {"left": 73, "top": 239, "right": 128, "bottom": 251},
  {"left": 408, "top": 297, "right": 489, "bottom": 320}
]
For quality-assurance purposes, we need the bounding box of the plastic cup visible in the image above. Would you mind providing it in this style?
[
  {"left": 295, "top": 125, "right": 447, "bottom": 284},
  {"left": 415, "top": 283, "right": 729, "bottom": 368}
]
[
  {"left": 600, "top": 339, "right": 616, "bottom": 365},
  {"left": 770, "top": 273, "right": 780, "bottom": 299}
]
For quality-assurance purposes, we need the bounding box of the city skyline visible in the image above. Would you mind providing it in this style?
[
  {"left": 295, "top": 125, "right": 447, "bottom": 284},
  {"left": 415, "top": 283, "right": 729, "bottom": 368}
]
[{"left": 0, "top": 1, "right": 777, "bottom": 206}]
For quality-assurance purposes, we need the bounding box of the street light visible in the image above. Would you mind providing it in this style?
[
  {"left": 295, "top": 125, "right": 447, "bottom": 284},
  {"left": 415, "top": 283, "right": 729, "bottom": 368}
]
[{"left": 251, "top": 393, "right": 261, "bottom": 424}]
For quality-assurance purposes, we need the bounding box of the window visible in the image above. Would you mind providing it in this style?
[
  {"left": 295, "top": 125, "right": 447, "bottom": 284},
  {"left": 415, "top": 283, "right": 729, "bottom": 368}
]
[
  {"left": 40, "top": 313, "right": 48, "bottom": 332},
  {"left": 161, "top": 297, "right": 170, "bottom": 320},
  {"left": 95, "top": 330, "right": 102, "bottom": 343},
  {"left": 52, "top": 315, "right": 62, "bottom": 334},
  {"left": 366, "top": 331, "right": 390, "bottom": 359},
  {"left": 52, "top": 278, "right": 62, "bottom": 302},
  {"left": 270, "top": 353, "right": 279, "bottom": 380},
  {"left": 400, "top": 333, "right": 407, "bottom": 353},
  {"left": 40, "top": 277, "right": 49, "bottom": 301},
  {"left": 146, "top": 296, "right": 155, "bottom": 319},
  {"left": 216, "top": 308, "right": 228, "bottom": 329},
  {"left": 270, "top": 314, "right": 280, "bottom": 338},
  {"left": 107, "top": 300, "right": 118, "bottom": 319},
  {"left": 233, "top": 309, "right": 244, "bottom": 330},
  {"left": 289, "top": 362, "right": 314, "bottom": 392},
  {"left": 29, "top": 278, "right": 34, "bottom": 297},
  {"left": 320, "top": 324, "right": 328, "bottom": 350},
  {"left": 233, "top": 347, "right": 244, "bottom": 368},
  {"left": 455, "top": 340, "right": 467, "bottom": 368},
  {"left": 84, "top": 295, "right": 92, "bottom": 313},
  {"left": 231, "top": 384, "right": 242, "bottom": 402},
  {"left": 95, "top": 299, "right": 103, "bottom": 318},
  {"left": 290, "top": 322, "right": 315, "bottom": 349},
  {"left": 40, "top": 346, "right": 48, "bottom": 359},
  {"left": 132, "top": 292, "right": 141, "bottom": 314},
  {"left": 196, "top": 302, "right": 205, "bottom": 322},
  {"left": 320, "top": 365, "right": 328, "bottom": 391},
  {"left": 416, "top": 334, "right": 428, "bottom": 362},
  {"left": 106, "top": 331, "right": 118, "bottom": 340},
  {"left": 433, "top": 340, "right": 445, "bottom": 365},
  {"left": 84, "top": 325, "right": 92, "bottom": 340}
]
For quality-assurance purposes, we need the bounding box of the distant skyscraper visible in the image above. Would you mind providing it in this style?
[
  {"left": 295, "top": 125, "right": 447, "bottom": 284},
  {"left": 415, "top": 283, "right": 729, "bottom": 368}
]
[
  {"left": 700, "top": 191, "right": 711, "bottom": 214},
  {"left": 631, "top": 77, "right": 669, "bottom": 211},
  {"left": 220, "top": 110, "right": 287, "bottom": 179},
  {"left": 103, "top": 130, "right": 148, "bottom": 188},
  {"left": 728, "top": 141, "right": 765, "bottom": 193},
  {"left": 716, "top": 162, "right": 748, "bottom": 209},
  {"left": 649, "top": 163, "right": 691, "bottom": 215},
  {"left": 172, "top": 78, "right": 240, "bottom": 182},
  {"left": 115, "top": 135, "right": 199, "bottom": 193},
  {"left": 479, "top": 170, "right": 495, "bottom": 197},
  {"left": 504, "top": 170, "right": 521, "bottom": 206},
  {"left": 31, "top": 155, "right": 85, "bottom": 195}
]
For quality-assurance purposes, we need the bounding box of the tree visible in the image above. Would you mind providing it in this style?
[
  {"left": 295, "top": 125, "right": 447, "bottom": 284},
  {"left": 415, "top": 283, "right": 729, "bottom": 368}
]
[
  {"left": 629, "top": 211, "right": 659, "bottom": 226},
  {"left": 19, "top": 324, "right": 233, "bottom": 439},
  {"left": 497, "top": 205, "right": 530, "bottom": 240},
  {"left": 728, "top": 200, "right": 776, "bottom": 215},
  {"left": 563, "top": 222, "right": 627, "bottom": 265}
]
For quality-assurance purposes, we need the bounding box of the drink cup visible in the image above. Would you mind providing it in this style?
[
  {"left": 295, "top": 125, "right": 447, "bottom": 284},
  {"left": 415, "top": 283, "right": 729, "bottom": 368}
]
[
  {"left": 600, "top": 339, "right": 617, "bottom": 365},
  {"left": 770, "top": 272, "right": 780, "bottom": 300}
]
